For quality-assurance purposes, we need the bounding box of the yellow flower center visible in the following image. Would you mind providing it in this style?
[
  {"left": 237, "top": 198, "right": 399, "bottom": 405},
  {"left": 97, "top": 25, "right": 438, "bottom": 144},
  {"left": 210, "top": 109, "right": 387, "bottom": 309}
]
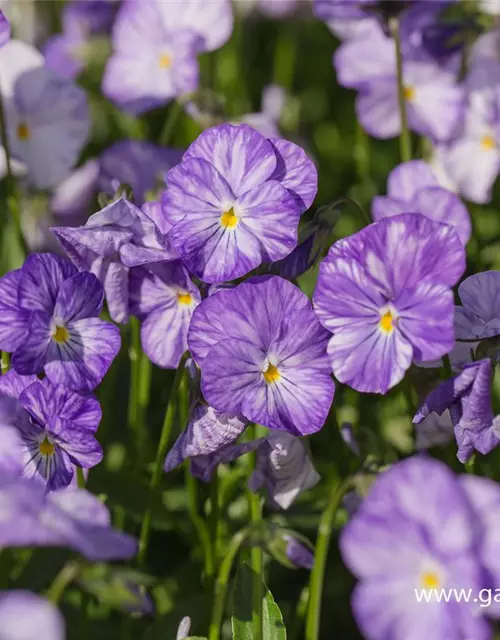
[
  {"left": 220, "top": 207, "right": 238, "bottom": 229},
  {"left": 159, "top": 53, "right": 172, "bottom": 69},
  {"left": 177, "top": 292, "right": 192, "bottom": 305},
  {"left": 403, "top": 86, "right": 416, "bottom": 101},
  {"left": 380, "top": 311, "right": 394, "bottom": 333},
  {"left": 420, "top": 571, "right": 440, "bottom": 589},
  {"left": 263, "top": 363, "right": 281, "bottom": 384},
  {"left": 17, "top": 122, "right": 30, "bottom": 140},
  {"left": 39, "top": 437, "right": 55, "bottom": 456},
  {"left": 481, "top": 134, "right": 496, "bottom": 151},
  {"left": 52, "top": 325, "right": 69, "bottom": 343}
]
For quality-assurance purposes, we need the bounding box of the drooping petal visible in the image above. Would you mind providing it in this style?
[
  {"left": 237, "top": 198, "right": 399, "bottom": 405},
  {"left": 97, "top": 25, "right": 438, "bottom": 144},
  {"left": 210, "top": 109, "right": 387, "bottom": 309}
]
[
  {"left": 0, "top": 269, "right": 29, "bottom": 352},
  {"left": 17, "top": 253, "right": 77, "bottom": 314},
  {"left": 268, "top": 138, "right": 318, "bottom": 210},
  {"left": 103, "top": 260, "right": 130, "bottom": 324}
]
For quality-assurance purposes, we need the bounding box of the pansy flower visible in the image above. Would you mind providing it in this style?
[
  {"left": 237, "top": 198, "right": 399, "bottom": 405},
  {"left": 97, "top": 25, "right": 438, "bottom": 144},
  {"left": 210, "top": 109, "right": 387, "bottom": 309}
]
[
  {"left": 161, "top": 124, "right": 317, "bottom": 283},
  {"left": 414, "top": 359, "right": 500, "bottom": 463},
  {"left": 103, "top": 0, "right": 233, "bottom": 114},
  {"left": 455, "top": 271, "right": 500, "bottom": 340},
  {"left": 0, "top": 371, "right": 102, "bottom": 490},
  {"left": 0, "top": 253, "right": 121, "bottom": 391},
  {"left": 313, "top": 213, "right": 465, "bottom": 394},
  {"left": 0, "top": 591, "right": 65, "bottom": 640},
  {"left": 52, "top": 197, "right": 175, "bottom": 323},
  {"left": 372, "top": 160, "right": 471, "bottom": 245},
  {"left": 340, "top": 456, "right": 491, "bottom": 640},
  {"left": 129, "top": 261, "right": 201, "bottom": 368},
  {"left": 188, "top": 275, "right": 334, "bottom": 434}
]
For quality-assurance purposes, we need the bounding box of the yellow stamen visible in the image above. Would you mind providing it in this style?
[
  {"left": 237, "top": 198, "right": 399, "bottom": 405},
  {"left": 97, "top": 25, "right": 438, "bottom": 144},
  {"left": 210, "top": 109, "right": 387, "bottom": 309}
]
[
  {"left": 177, "top": 292, "right": 192, "bottom": 305},
  {"left": 421, "top": 571, "right": 440, "bottom": 589},
  {"left": 481, "top": 134, "right": 496, "bottom": 151},
  {"left": 159, "top": 53, "right": 172, "bottom": 69},
  {"left": 263, "top": 363, "right": 280, "bottom": 384},
  {"left": 220, "top": 207, "right": 238, "bottom": 229},
  {"left": 403, "top": 85, "right": 416, "bottom": 101},
  {"left": 52, "top": 325, "right": 69, "bottom": 344},
  {"left": 39, "top": 437, "right": 55, "bottom": 456},
  {"left": 17, "top": 123, "right": 30, "bottom": 140},
  {"left": 380, "top": 311, "right": 394, "bottom": 333}
]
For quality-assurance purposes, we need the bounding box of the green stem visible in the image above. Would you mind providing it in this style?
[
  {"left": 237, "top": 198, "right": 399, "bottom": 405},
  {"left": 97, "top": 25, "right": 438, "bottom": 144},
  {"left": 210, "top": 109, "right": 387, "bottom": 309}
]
[
  {"left": 208, "top": 528, "right": 252, "bottom": 640},
  {"left": 273, "top": 25, "right": 297, "bottom": 93},
  {"left": 209, "top": 467, "right": 220, "bottom": 579},
  {"left": 389, "top": 16, "right": 412, "bottom": 163},
  {"left": 76, "top": 467, "right": 86, "bottom": 489},
  {"left": 138, "top": 353, "right": 188, "bottom": 565},
  {"left": 159, "top": 100, "right": 183, "bottom": 146},
  {"left": 442, "top": 353, "right": 453, "bottom": 378},
  {"left": 1, "top": 351, "right": 9, "bottom": 375},
  {"left": 331, "top": 196, "right": 371, "bottom": 226},
  {"left": 137, "top": 352, "right": 152, "bottom": 439},
  {"left": 355, "top": 121, "right": 370, "bottom": 183},
  {"left": 0, "top": 86, "right": 28, "bottom": 257},
  {"left": 247, "top": 425, "right": 263, "bottom": 640},
  {"left": 47, "top": 561, "right": 81, "bottom": 605},
  {"left": 291, "top": 585, "right": 310, "bottom": 640},
  {"left": 305, "top": 478, "right": 354, "bottom": 640},
  {"left": 127, "top": 318, "right": 141, "bottom": 439}
]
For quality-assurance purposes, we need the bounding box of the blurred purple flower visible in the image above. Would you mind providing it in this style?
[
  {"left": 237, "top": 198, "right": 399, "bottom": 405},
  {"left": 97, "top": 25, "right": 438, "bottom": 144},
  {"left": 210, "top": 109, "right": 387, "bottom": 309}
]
[
  {"left": 52, "top": 197, "right": 174, "bottom": 324},
  {"left": 313, "top": 214, "right": 465, "bottom": 394},
  {"left": 1, "top": 40, "right": 90, "bottom": 189},
  {"left": 414, "top": 359, "right": 500, "bottom": 463},
  {"left": 189, "top": 276, "right": 334, "bottom": 435},
  {"left": 248, "top": 432, "right": 320, "bottom": 509},
  {"left": 239, "top": 84, "right": 287, "bottom": 138},
  {"left": 103, "top": 0, "right": 233, "bottom": 114},
  {"left": 372, "top": 160, "right": 471, "bottom": 245},
  {"left": 129, "top": 261, "right": 201, "bottom": 368},
  {"left": 0, "top": 474, "right": 137, "bottom": 561},
  {"left": 0, "top": 591, "right": 65, "bottom": 640},
  {"left": 0, "top": 253, "right": 121, "bottom": 391},
  {"left": 340, "top": 422, "right": 360, "bottom": 456},
  {"left": 51, "top": 158, "right": 100, "bottom": 220},
  {"left": 161, "top": 124, "right": 317, "bottom": 282},
  {"left": 284, "top": 536, "right": 314, "bottom": 569},
  {"left": 63, "top": 0, "right": 117, "bottom": 35},
  {"left": 455, "top": 272, "right": 500, "bottom": 340},
  {"left": 0, "top": 9, "right": 10, "bottom": 47},
  {"left": 415, "top": 409, "right": 454, "bottom": 450},
  {"left": 340, "top": 456, "right": 491, "bottom": 640},
  {"left": 164, "top": 402, "right": 247, "bottom": 473},
  {"left": 334, "top": 19, "right": 464, "bottom": 141},
  {"left": 0, "top": 370, "right": 102, "bottom": 490}
]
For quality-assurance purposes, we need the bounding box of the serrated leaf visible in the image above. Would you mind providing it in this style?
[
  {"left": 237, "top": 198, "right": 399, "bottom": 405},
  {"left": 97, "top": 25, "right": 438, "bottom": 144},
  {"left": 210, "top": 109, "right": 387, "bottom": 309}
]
[{"left": 231, "top": 562, "right": 286, "bottom": 640}]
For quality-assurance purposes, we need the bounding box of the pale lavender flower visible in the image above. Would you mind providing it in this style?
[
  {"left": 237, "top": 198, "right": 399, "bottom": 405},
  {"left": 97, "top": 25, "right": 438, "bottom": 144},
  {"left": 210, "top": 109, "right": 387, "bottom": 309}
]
[
  {"left": 372, "top": 160, "right": 471, "bottom": 245},
  {"left": 455, "top": 272, "right": 500, "bottom": 340},
  {"left": 161, "top": 124, "right": 317, "bottom": 283},
  {"left": 50, "top": 158, "right": 100, "bottom": 219},
  {"left": 341, "top": 456, "right": 491, "bottom": 640},
  {"left": 313, "top": 213, "right": 465, "bottom": 394},
  {"left": 0, "top": 591, "right": 65, "bottom": 640},
  {"left": 129, "top": 262, "right": 201, "bottom": 368}
]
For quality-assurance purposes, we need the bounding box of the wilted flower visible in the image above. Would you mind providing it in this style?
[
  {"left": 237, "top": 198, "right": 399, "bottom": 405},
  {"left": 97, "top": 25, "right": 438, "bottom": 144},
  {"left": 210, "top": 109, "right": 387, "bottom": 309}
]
[
  {"left": 0, "top": 253, "right": 121, "bottom": 391},
  {"left": 129, "top": 262, "right": 201, "bottom": 368},
  {"left": 414, "top": 359, "right": 500, "bottom": 463},
  {"left": 52, "top": 198, "right": 175, "bottom": 323},
  {"left": 248, "top": 432, "right": 320, "bottom": 509},
  {"left": 189, "top": 276, "right": 334, "bottom": 435},
  {"left": 0, "top": 474, "right": 137, "bottom": 561},
  {"left": 1, "top": 39, "right": 89, "bottom": 188},
  {"left": 0, "top": 370, "right": 102, "bottom": 490},
  {"left": 103, "top": 0, "right": 233, "bottom": 114},
  {"left": 161, "top": 124, "right": 317, "bottom": 283},
  {"left": 0, "top": 591, "right": 65, "bottom": 640},
  {"left": 341, "top": 456, "right": 491, "bottom": 640},
  {"left": 313, "top": 213, "right": 465, "bottom": 394},
  {"left": 0, "top": 9, "right": 10, "bottom": 47},
  {"left": 455, "top": 272, "right": 500, "bottom": 340},
  {"left": 372, "top": 160, "right": 471, "bottom": 245}
]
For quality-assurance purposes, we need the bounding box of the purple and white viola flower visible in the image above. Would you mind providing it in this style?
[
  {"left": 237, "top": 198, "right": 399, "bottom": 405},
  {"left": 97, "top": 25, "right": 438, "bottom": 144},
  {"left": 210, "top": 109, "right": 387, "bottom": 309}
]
[
  {"left": 313, "top": 213, "right": 466, "bottom": 394},
  {"left": 188, "top": 275, "right": 335, "bottom": 435},
  {"left": 103, "top": 0, "right": 233, "bottom": 114},
  {"left": 414, "top": 359, "right": 500, "bottom": 463},
  {"left": 372, "top": 160, "right": 471, "bottom": 245},
  {"left": 164, "top": 402, "right": 247, "bottom": 473},
  {"left": 129, "top": 261, "right": 201, "bottom": 369},
  {"left": 52, "top": 197, "right": 175, "bottom": 324},
  {"left": 0, "top": 253, "right": 121, "bottom": 391},
  {"left": 341, "top": 456, "right": 491, "bottom": 640},
  {"left": 334, "top": 20, "right": 464, "bottom": 142},
  {"left": 455, "top": 272, "right": 500, "bottom": 340},
  {"left": 160, "top": 124, "right": 317, "bottom": 283},
  {"left": 248, "top": 432, "right": 320, "bottom": 509},
  {"left": 0, "top": 473, "right": 137, "bottom": 561},
  {"left": 0, "top": 591, "right": 65, "bottom": 640},
  {"left": 0, "top": 9, "right": 10, "bottom": 47},
  {"left": 0, "top": 370, "right": 102, "bottom": 490},
  {"left": 1, "top": 39, "right": 89, "bottom": 189}
]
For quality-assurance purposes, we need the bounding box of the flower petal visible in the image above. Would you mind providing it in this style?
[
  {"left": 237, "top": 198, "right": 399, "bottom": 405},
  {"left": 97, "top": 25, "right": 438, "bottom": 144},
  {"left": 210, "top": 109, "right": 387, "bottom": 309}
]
[
  {"left": 268, "top": 138, "right": 317, "bottom": 210},
  {"left": 0, "top": 269, "right": 29, "bottom": 352},
  {"left": 17, "top": 253, "right": 77, "bottom": 314},
  {"left": 11, "top": 311, "right": 52, "bottom": 376},
  {"left": 54, "top": 271, "right": 104, "bottom": 324},
  {"left": 387, "top": 160, "right": 439, "bottom": 201}
]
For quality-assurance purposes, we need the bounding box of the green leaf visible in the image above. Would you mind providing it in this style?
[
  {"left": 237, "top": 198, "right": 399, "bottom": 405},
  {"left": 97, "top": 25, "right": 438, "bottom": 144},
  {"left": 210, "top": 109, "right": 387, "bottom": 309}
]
[{"left": 231, "top": 562, "right": 286, "bottom": 640}]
